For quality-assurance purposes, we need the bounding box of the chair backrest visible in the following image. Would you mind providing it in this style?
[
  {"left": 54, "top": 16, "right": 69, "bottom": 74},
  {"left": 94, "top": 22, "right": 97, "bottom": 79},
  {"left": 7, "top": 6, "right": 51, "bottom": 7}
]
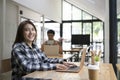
[
  {"left": 44, "top": 45, "right": 59, "bottom": 56},
  {"left": 79, "top": 48, "right": 87, "bottom": 68},
  {"left": 1, "top": 58, "right": 11, "bottom": 73}
]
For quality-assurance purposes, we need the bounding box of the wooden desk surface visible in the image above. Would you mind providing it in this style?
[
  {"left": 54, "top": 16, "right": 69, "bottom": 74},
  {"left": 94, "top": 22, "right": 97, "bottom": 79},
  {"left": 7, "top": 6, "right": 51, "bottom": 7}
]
[{"left": 24, "top": 63, "right": 117, "bottom": 80}]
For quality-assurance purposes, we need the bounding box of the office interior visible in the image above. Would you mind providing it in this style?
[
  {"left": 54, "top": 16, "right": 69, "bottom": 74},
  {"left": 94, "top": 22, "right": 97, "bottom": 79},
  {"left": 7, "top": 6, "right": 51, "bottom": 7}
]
[{"left": 0, "top": 0, "right": 120, "bottom": 80}]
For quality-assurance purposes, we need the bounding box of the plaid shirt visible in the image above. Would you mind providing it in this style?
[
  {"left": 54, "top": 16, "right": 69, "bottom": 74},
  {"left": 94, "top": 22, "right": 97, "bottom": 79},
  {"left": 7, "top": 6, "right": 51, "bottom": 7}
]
[{"left": 11, "top": 42, "right": 64, "bottom": 80}]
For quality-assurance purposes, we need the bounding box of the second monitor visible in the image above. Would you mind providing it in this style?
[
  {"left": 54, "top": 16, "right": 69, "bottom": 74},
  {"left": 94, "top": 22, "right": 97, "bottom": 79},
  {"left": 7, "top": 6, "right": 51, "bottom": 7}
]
[{"left": 71, "top": 34, "right": 90, "bottom": 46}]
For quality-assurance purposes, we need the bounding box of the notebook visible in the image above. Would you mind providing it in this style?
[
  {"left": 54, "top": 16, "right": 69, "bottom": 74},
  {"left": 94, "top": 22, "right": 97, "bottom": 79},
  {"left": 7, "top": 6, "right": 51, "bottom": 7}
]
[
  {"left": 44, "top": 45, "right": 59, "bottom": 56},
  {"left": 56, "top": 48, "right": 86, "bottom": 73}
]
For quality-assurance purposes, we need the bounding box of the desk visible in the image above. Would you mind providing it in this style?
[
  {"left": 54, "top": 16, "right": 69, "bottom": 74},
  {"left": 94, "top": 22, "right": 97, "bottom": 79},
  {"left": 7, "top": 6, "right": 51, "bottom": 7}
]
[
  {"left": 24, "top": 63, "right": 117, "bottom": 80},
  {"left": 63, "top": 48, "right": 82, "bottom": 62},
  {"left": 63, "top": 48, "right": 82, "bottom": 54},
  {"left": 63, "top": 49, "right": 80, "bottom": 54}
]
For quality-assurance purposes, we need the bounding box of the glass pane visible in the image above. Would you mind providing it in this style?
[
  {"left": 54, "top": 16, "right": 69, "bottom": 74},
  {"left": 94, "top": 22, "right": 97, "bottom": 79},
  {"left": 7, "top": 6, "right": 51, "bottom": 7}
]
[
  {"left": 117, "top": 0, "right": 120, "bottom": 62},
  {"left": 72, "top": 22, "right": 82, "bottom": 34},
  {"left": 93, "top": 22, "right": 103, "bottom": 51},
  {"left": 93, "top": 22, "right": 103, "bottom": 42},
  {"left": 20, "top": 17, "right": 27, "bottom": 22},
  {"left": 83, "top": 12, "right": 92, "bottom": 20},
  {"left": 93, "top": 17, "right": 97, "bottom": 20},
  {"left": 63, "top": 1, "right": 72, "bottom": 20},
  {"left": 34, "top": 22, "right": 42, "bottom": 48},
  {"left": 118, "top": 22, "right": 120, "bottom": 57},
  {"left": 72, "top": 6, "right": 82, "bottom": 20},
  {"left": 62, "top": 23, "right": 71, "bottom": 50},
  {"left": 118, "top": 14, "right": 120, "bottom": 19},
  {"left": 118, "top": 22, "right": 120, "bottom": 42},
  {"left": 83, "top": 23, "right": 92, "bottom": 42},
  {"left": 83, "top": 23, "right": 91, "bottom": 34},
  {"left": 44, "top": 18, "right": 51, "bottom": 21}
]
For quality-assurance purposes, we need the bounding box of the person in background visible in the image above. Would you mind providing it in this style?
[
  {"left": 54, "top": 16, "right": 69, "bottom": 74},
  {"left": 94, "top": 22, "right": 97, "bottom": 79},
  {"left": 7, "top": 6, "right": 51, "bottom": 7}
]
[
  {"left": 41, "top": 29, "right": 63, "bottom": 54},
  {"left": 11, "top": 20, "right": 75, "bottom": 80}
]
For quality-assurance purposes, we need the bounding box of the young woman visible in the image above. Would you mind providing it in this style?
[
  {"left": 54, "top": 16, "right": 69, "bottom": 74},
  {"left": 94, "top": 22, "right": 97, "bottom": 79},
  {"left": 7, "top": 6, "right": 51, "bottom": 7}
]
[{"left": 11, "top": 20, "right": 74, "bottom": 80}]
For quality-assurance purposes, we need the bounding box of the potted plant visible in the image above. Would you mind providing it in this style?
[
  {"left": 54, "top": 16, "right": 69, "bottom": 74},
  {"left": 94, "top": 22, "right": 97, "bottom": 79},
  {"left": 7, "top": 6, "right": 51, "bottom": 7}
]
[
  {"left": 94, "top": 55, "right": 100, "bottom": 66},
  {"left": 91, "top": 50, "right": 101, "bottom": 66}
]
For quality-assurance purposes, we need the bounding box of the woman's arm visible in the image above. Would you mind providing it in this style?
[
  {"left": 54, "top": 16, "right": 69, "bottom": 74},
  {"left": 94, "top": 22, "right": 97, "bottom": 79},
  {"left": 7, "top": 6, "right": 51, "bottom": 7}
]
[
  {"left": 12, "top": 48, "right": 56, "bottom": 73},
  {"left": 38, "top": 50, "right": 64, "bottom": 64}
]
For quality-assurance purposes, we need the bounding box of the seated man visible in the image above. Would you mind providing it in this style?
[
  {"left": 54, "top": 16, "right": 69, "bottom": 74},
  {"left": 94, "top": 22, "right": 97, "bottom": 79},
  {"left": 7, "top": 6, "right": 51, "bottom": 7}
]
[{"left": 41, "top": 29, "right": 62, "bottom": 55}]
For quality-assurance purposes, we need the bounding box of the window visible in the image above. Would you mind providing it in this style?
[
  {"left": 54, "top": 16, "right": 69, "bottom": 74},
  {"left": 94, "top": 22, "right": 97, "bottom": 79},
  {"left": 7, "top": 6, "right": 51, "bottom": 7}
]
[
  {"left": 117, "top": 14, "right": 120, "bottom": 19},
  {"left": 34, "top": 22, "right": 42, "bottom": 48},
  {"left": 63, "top": 1, "right": 72, "bottom": 20},
  {"left": 62, "top": 0, "right": 104, "bottom": 51},
  {"left": 82, "top": 12, "right": 92, "bottom": 20},
  {"left": 72, "top": 6, "right": 82, "bottom": 20},
  {"left": 118, "top": 21, "right": 120, "bottom": 55},
  {"left": 72, "top": 22, "right": 82, "bottom": 34},
  {"left": 93, "top": 22, "right": 103, "bottom": 51},
  {"left": 93, "top": 22, "right": 103, "bottom": 42},
  {"left": 62, "top": 23, "right": 71, "bottom": 50},
  {"left": 83, "top": 22, "right": 92, "bottom": 34}
]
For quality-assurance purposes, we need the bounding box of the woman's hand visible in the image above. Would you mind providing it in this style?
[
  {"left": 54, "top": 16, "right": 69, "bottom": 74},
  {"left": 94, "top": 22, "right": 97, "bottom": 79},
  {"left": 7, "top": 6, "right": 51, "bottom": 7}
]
[
  {"left": 56, "top": 62, "right": 77, "bottom": 70},
  {"left": 56, "top": 64, "right": 68, "bottom": 70},
  {"left": 63, "top": 62, "right": 77, "bottom": 67}
]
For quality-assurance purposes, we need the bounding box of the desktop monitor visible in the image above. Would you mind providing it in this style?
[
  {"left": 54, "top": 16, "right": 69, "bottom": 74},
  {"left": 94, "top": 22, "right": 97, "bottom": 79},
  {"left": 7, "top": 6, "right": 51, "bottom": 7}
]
[{"left": 71, "top": 34, "right": 90, "bottom": 45}]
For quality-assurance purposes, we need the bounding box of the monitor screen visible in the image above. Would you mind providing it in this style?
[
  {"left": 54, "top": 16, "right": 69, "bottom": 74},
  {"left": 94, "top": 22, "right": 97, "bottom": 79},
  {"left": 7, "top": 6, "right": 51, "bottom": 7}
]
[{"left": 71, "top": 34, "right": 90, "bottom": 45}]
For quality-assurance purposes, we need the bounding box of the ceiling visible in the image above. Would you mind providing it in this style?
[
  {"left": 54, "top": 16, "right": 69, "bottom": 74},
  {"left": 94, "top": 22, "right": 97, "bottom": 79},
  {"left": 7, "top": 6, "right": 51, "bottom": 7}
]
[{"left": 66, "top": 0, "right": 120, "bottom": 21}]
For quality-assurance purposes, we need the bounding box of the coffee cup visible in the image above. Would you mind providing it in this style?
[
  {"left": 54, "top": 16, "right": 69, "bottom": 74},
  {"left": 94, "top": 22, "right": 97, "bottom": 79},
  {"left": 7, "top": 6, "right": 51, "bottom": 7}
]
[{"left": 88, "top": 65, "right": 99, "bottom": 80}]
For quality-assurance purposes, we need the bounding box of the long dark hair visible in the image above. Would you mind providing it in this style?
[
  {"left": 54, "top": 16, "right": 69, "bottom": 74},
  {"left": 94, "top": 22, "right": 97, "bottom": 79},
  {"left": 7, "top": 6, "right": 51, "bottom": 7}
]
[{"left": 13, "top": 20, "right": 37, "bottom": 46}]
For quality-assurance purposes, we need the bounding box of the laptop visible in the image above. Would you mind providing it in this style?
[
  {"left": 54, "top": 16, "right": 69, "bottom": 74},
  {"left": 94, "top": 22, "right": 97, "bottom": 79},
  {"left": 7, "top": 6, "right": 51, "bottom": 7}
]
[
  {"left": 56, "top": 48, "right": 87, "bottom": 73},
  {"left": 22, "top": 77, "right": 52, "bottom": 80},
  {"left": 44, "top": 45, "right": 59, "bottom": 56}
]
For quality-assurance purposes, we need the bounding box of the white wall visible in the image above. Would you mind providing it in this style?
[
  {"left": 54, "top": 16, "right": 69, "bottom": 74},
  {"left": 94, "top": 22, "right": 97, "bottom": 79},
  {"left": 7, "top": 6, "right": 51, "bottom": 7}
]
[
  {"left": 0, "top": 0, "right": 3, "bottom": 74},
  {"left": 19, "top": 6, "right": 41, "bottom": 22},
  {"left": 1, "top": 0, "right": 42, "bottom": 60},
  {"left": 12, "top": 0, "right": 62, "bottom": 23},
  {"left": 2, "top": 0, "right": 18, "bottom": 59}
]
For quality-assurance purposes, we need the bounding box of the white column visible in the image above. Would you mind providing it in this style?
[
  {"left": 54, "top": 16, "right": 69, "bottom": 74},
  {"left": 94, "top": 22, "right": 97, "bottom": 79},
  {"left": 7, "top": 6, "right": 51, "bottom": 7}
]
[
  {"left": 0, "top": 0, "right": 2, "bottom": 74},
  {"left": 41, "top": 15, "right": 45, "bottom": 43},
  {"left": 0, "top": 0, "right": 6, "bottom": 74},
  {"left": 104, "top": 0, "right": 109, "bottom": 63}
]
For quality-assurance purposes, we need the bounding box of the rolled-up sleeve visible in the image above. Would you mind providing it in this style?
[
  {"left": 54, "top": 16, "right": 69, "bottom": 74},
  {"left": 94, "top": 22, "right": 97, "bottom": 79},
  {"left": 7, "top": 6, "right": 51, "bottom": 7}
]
[
  {"left": 39, "top": 52, "right": 64, "bottom": 64},
  {"left": 45, "top": 57, "right": 64, "bottom": 64}
]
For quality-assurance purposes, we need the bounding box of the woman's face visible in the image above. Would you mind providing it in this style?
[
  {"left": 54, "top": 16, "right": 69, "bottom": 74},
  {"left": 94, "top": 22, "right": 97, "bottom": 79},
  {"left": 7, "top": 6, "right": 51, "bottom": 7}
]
[{"left": 23, "top": 24, "right": 36, "bottom": 43}]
